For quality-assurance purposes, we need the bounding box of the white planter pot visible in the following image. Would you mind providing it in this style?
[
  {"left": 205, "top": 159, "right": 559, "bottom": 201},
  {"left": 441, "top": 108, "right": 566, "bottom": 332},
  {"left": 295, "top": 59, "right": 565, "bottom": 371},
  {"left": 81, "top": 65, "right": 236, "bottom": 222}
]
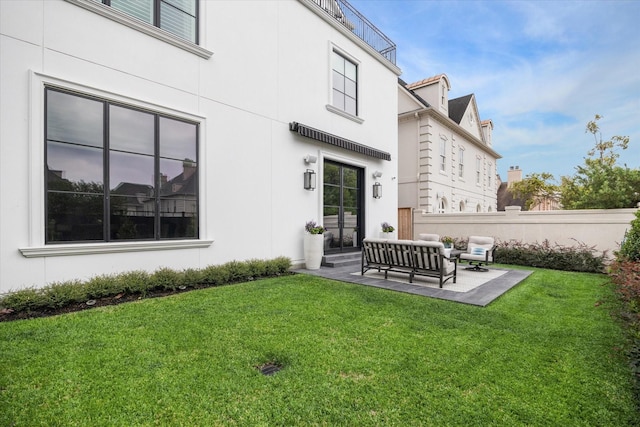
[
  {"left": 304, "top": 233, "right": 324, "bottom": 270},
  {"left": 381, "top": 231, "right": 395, "bottom": 240}
]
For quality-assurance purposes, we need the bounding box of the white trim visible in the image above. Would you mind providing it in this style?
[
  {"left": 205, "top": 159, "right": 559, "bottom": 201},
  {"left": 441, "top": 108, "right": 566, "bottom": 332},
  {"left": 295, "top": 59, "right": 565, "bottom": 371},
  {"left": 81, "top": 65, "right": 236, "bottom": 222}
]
[
  {"left": 325, "top": 104, "right": 364, "bottom": 123},
  {"left": 328, "top": 44, "right": 363, "bottom": 122},
  {"left": 20, "top": 240, "right": 214, "bottom": 258},
  {"left": 64, "top": 0, "right": 213, "bottom": 59},
  {"left": 25, "top": 70, "right": 210, "bottom": 256}
]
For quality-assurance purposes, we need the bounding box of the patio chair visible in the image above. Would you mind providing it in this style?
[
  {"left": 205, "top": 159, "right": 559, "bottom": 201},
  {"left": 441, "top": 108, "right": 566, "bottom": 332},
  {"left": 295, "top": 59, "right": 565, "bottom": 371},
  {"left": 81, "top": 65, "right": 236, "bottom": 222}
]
[{"left": 459, "top": 236, "right": 496, "bottom": 272}]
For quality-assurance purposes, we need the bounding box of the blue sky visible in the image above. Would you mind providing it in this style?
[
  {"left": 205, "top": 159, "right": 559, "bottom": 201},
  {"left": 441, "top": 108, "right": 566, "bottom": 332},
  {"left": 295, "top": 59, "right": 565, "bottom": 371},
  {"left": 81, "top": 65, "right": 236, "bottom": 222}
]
[{"left": 349, "top": 0, "right": 640, "bottom": 181}]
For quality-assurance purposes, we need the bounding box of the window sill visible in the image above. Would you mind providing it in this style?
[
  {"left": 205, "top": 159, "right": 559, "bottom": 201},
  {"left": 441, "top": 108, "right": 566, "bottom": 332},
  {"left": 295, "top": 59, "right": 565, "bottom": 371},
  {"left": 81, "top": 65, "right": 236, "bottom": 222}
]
[
  {"left": 325, "top": 105, "right": 364, "bottom": 124},
  {"left": 65, "top": 0, "right": 213, "bottom": 59},
  {"left": 19, "top": 239, "right": 214, "bottom": 258}
]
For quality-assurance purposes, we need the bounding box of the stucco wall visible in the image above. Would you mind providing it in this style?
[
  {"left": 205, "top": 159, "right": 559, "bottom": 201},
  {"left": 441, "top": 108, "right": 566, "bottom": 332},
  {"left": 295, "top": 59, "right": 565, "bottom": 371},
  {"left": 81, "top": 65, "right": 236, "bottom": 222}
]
[
  {"left": 0, "top": 0, "right": 400, "bottom": 292},
  {"left": 414, "top": 207, "right": 638, "bottom": 258}
]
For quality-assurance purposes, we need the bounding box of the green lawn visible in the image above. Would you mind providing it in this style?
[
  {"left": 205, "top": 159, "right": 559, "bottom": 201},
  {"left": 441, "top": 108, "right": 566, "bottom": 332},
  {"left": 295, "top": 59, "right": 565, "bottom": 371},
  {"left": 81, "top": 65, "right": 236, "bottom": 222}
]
[{"left": 1, "top": 268, "right": 637, "bottom": 426}]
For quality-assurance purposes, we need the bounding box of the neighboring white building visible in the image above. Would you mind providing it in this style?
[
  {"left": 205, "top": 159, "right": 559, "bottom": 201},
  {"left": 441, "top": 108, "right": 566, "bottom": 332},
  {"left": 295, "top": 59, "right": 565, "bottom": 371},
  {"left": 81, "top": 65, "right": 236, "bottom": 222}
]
[
  {"left": 0, "top": 0, "right": 401, "bottom": 292},
  {"left": 397, "top": 74, "right": 501, "bottom": 215}
]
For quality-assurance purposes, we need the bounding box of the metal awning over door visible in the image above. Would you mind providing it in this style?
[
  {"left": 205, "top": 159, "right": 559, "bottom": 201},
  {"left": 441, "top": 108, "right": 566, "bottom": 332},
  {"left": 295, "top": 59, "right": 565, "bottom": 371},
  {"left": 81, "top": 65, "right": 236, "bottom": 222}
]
[{"left": 289, "top": 122, "right": 391, "bottom": 161}]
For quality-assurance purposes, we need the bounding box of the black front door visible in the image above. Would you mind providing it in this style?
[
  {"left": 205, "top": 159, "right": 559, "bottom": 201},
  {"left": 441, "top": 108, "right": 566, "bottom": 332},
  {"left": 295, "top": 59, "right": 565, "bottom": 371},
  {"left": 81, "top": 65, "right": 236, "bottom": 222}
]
[{"left": 323, "top": 160, "right": 363, "bottom": 253}]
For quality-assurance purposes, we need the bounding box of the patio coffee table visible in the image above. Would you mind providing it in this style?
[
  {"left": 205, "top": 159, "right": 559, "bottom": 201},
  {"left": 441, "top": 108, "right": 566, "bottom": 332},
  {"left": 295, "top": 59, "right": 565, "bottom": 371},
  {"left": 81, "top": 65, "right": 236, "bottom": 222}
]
[{"left": 445, "top": 249, "right": 464, "bottom": 260}]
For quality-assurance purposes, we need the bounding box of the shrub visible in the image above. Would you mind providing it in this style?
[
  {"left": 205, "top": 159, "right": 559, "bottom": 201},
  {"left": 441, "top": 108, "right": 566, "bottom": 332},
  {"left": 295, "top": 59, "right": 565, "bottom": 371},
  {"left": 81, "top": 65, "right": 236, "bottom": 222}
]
[
  {"left": 271, "top": 256, "right": 291, "bottom": 274},
  {"left": 201, "top": 264, "right": 231, "bottom": 286},
  {"left": 117, "top": 271, "right": 151, "bottom": 296},
  {"left": 619, "top": 210, "right": 640, "bottom": 262},
  {"left": 150, "top": 267, "right": 183, "bottom": 291},
  {"left": 609, "top": 260, "right": 640, "bottom": 389},
  {"left": 42, "top": 280, "right": 86, "bottom": 309},
  {"left": 269, "top": 256, "right": 292, "bottom": 275},
  {"left": 0, "top": 257, "right": 292, "bottom": 316},
  {"left": 245, "top": 259, "right": 268, "bottom": 278},
  {"left": 84, "top": 274, "right": 123, "bottom": 299},
  {"left": 224, "top": 260, "right": 252, "bottom": 282},
  {"left": 0, "top": 288, "right": 47, "bottom": 312},
  {"left": 494, "top": 239, "right": 606, "bottom": 273},
  {"left": 182, "top": 268, "right": 203, "bottom": 287}
]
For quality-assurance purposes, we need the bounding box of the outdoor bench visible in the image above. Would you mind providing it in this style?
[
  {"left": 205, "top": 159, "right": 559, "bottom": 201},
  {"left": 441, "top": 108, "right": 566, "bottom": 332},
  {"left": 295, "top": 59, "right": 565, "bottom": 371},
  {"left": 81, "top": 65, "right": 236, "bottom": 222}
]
[{"left": 361, "top": 238, "right": 457, "bottom": 288}]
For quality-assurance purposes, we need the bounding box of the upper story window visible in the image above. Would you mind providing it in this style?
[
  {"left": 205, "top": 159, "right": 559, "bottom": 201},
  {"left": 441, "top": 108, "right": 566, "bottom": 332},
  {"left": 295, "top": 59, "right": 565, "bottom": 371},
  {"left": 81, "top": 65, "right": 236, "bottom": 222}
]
[
  {"left": 45, "top": 88, "right": 198, "bottom": 243},
  {"left": 332, "top": 51, "right": 358, "bottom": 116},
  {"left": 439, "top": 138, "right": 447, "bottom": 172},
  {"left": 97, "top": 0, "right": 198, "bottom": 43},
  {"left": 476, "top": 157, "right": 482, "bottom": 185},
  {"left": 458, "top": 147, "right": 464, "bottom": 178}
]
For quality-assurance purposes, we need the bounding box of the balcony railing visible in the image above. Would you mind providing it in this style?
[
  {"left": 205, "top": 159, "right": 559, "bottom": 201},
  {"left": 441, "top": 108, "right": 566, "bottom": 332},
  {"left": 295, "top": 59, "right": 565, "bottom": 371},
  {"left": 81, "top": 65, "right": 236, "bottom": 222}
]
[{"left": 312, "top": 0, "right": 396, "bottom": 65}]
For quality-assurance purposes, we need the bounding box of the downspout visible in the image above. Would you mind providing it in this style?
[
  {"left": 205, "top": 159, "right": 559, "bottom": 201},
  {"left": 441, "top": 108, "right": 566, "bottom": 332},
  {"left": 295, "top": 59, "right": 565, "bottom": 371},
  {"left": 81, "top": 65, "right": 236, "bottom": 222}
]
[{"left": 415, "top": 111, "right": 421, "bottom": 210}]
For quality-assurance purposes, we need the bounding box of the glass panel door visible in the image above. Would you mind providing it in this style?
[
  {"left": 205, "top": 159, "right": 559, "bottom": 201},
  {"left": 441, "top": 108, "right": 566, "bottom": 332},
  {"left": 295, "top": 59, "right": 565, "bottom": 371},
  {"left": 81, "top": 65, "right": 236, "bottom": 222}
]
[{"left": 323, "top": 160, "right": 363, "bottom": 253}]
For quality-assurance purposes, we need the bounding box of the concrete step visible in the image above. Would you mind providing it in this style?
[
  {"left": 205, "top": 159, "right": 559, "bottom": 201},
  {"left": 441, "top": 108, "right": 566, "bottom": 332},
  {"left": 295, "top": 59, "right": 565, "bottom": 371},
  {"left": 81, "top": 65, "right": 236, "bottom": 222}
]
[{"left": 322, "top": 251, "right": 361, "bottom": 268}]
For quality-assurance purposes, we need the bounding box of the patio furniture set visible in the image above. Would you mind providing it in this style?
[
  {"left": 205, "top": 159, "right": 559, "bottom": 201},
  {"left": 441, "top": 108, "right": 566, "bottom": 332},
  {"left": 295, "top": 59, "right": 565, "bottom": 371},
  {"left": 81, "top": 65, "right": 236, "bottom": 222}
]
[{"left": 361, "top": 235, "right": 496, "bottom": 288}]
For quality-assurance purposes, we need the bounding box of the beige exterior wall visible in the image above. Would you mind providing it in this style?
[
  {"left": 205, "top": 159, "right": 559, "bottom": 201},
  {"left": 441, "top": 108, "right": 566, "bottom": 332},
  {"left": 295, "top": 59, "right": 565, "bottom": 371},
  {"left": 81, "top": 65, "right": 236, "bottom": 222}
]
[
  {"left": 398, "top": 75, "right": 500, "bottom": 217},
  {"left": 398, "top": 105, "right": 499, "bottom": 213},
  {"left": 413, "top": 207, "right": 639, "bottom": 259}
]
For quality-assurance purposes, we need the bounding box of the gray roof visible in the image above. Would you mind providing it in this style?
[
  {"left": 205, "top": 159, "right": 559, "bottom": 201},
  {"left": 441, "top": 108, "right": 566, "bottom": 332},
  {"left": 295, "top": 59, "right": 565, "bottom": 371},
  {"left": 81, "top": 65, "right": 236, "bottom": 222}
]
[{"left": 448, "top": 94, "right": 473, "bottom": 124}]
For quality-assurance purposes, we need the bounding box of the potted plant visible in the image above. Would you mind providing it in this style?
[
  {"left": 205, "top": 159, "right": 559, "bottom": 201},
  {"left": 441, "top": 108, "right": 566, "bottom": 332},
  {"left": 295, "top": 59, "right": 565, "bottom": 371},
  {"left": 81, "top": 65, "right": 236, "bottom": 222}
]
[
  {"left": 442, "top": 236, "right": 454, "bottom": 248},
  {"left": 304, "top": 220, "right": 325, "bottom": 270},
  {"left": 381, "top": 222, "right": 395, "bottom": 239}
]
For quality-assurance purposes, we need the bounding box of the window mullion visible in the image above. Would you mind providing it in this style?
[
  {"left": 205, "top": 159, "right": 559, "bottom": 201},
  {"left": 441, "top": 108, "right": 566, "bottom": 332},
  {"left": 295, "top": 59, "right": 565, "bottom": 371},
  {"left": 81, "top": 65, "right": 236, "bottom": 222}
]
[
  {"left": 104, "top": 102, "right": 110, "bottom": 242},
  {"left": 154, "top": 115, "right": 160, "bottom": 240},
  {"left": 154, "top": 0, "right": 161, "bottom": 30}
]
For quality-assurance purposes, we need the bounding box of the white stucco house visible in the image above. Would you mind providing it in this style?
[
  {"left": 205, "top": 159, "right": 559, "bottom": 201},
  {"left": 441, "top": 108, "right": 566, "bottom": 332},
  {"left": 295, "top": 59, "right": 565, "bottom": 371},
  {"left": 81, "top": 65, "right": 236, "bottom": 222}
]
[
  {"left": 397, "top": 74, "right": 501, "bottom": 216},
  {"left": 0, "top": 0, "right": 401, "bottom": 292}
]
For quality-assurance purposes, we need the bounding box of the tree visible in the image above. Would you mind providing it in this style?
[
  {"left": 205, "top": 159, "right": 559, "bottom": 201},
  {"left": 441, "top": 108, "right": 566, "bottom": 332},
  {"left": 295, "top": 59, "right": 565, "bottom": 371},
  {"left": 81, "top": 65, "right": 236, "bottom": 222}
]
[
  {"left": 560, "top": 115, "right": 638, "bottom": 209},
  {"left": 510, "top": 172, "right": 559, "bottom": 211}
]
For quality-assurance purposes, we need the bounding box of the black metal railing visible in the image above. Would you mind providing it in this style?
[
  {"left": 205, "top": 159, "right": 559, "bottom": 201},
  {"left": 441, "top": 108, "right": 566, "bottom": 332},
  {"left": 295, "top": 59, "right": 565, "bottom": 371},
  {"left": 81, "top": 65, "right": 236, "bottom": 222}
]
[{"left": 312, "top": 0, "right": 396, "bottom": 65}]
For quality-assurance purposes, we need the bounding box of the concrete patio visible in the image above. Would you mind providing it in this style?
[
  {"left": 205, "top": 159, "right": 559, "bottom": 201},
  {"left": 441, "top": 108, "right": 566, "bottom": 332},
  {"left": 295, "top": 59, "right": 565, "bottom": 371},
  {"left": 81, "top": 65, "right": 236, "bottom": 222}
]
[{"left": 298, "top": 253, "right": 533, "bottom": 307}]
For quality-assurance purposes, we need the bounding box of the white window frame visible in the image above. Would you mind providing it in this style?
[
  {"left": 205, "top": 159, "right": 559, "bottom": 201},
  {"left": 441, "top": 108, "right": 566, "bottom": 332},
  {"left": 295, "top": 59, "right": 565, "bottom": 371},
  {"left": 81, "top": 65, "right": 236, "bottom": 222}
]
[
  {"left": 476, "top": 156, "right": 482, "bottom": 185},
  {"left": 438, "top": 197, "right": 446, "bottom": 214},
  {"left": 439, "top": 137, "right": 447, "bottom": 173},
  {"left": 326, "top": 45, "right": 363, "bottom": 124},
  {"left": 20, "top": 70, "right": 212, "bottom": 258},
  {"left": 458, "top": 147, "right": 464, "bottom": 178}
]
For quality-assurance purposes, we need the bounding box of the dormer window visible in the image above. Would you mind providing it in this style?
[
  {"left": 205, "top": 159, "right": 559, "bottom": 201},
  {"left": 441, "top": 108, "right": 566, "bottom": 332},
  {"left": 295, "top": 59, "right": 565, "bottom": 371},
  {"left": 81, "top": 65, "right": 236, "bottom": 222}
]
[{"left": 441, "top": 85, "right": 445, "bottom": 105}]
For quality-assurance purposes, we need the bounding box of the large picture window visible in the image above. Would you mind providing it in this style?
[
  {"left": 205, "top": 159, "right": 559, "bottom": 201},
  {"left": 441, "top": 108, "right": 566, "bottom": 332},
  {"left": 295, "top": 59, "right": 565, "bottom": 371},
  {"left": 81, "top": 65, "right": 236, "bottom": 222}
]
[
  {"left": 99, "top": 0, "right": 198, "bottom": 43},
  {"left": 45, "top": 88, "right": 198, "bottom": 243},
  {"left": 332, "top": 51, "right": 358, "bottom": 116}
]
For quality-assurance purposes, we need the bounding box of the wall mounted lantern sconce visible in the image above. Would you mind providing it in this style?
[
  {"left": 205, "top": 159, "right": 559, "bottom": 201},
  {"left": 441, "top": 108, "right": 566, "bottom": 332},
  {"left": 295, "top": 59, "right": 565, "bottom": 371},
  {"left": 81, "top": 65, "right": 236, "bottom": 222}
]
[
  {"left": 303, "top": 155, "right": 317, "bottom": 190},
  {"left": 372, "top": 171, "right": 382, "bottom": 199},
  {"left": 304, "top": 169, "right": 316, "bottom": 190},
  {"left": 373, "top": 181, "right": 382, "bottom": 199}
]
